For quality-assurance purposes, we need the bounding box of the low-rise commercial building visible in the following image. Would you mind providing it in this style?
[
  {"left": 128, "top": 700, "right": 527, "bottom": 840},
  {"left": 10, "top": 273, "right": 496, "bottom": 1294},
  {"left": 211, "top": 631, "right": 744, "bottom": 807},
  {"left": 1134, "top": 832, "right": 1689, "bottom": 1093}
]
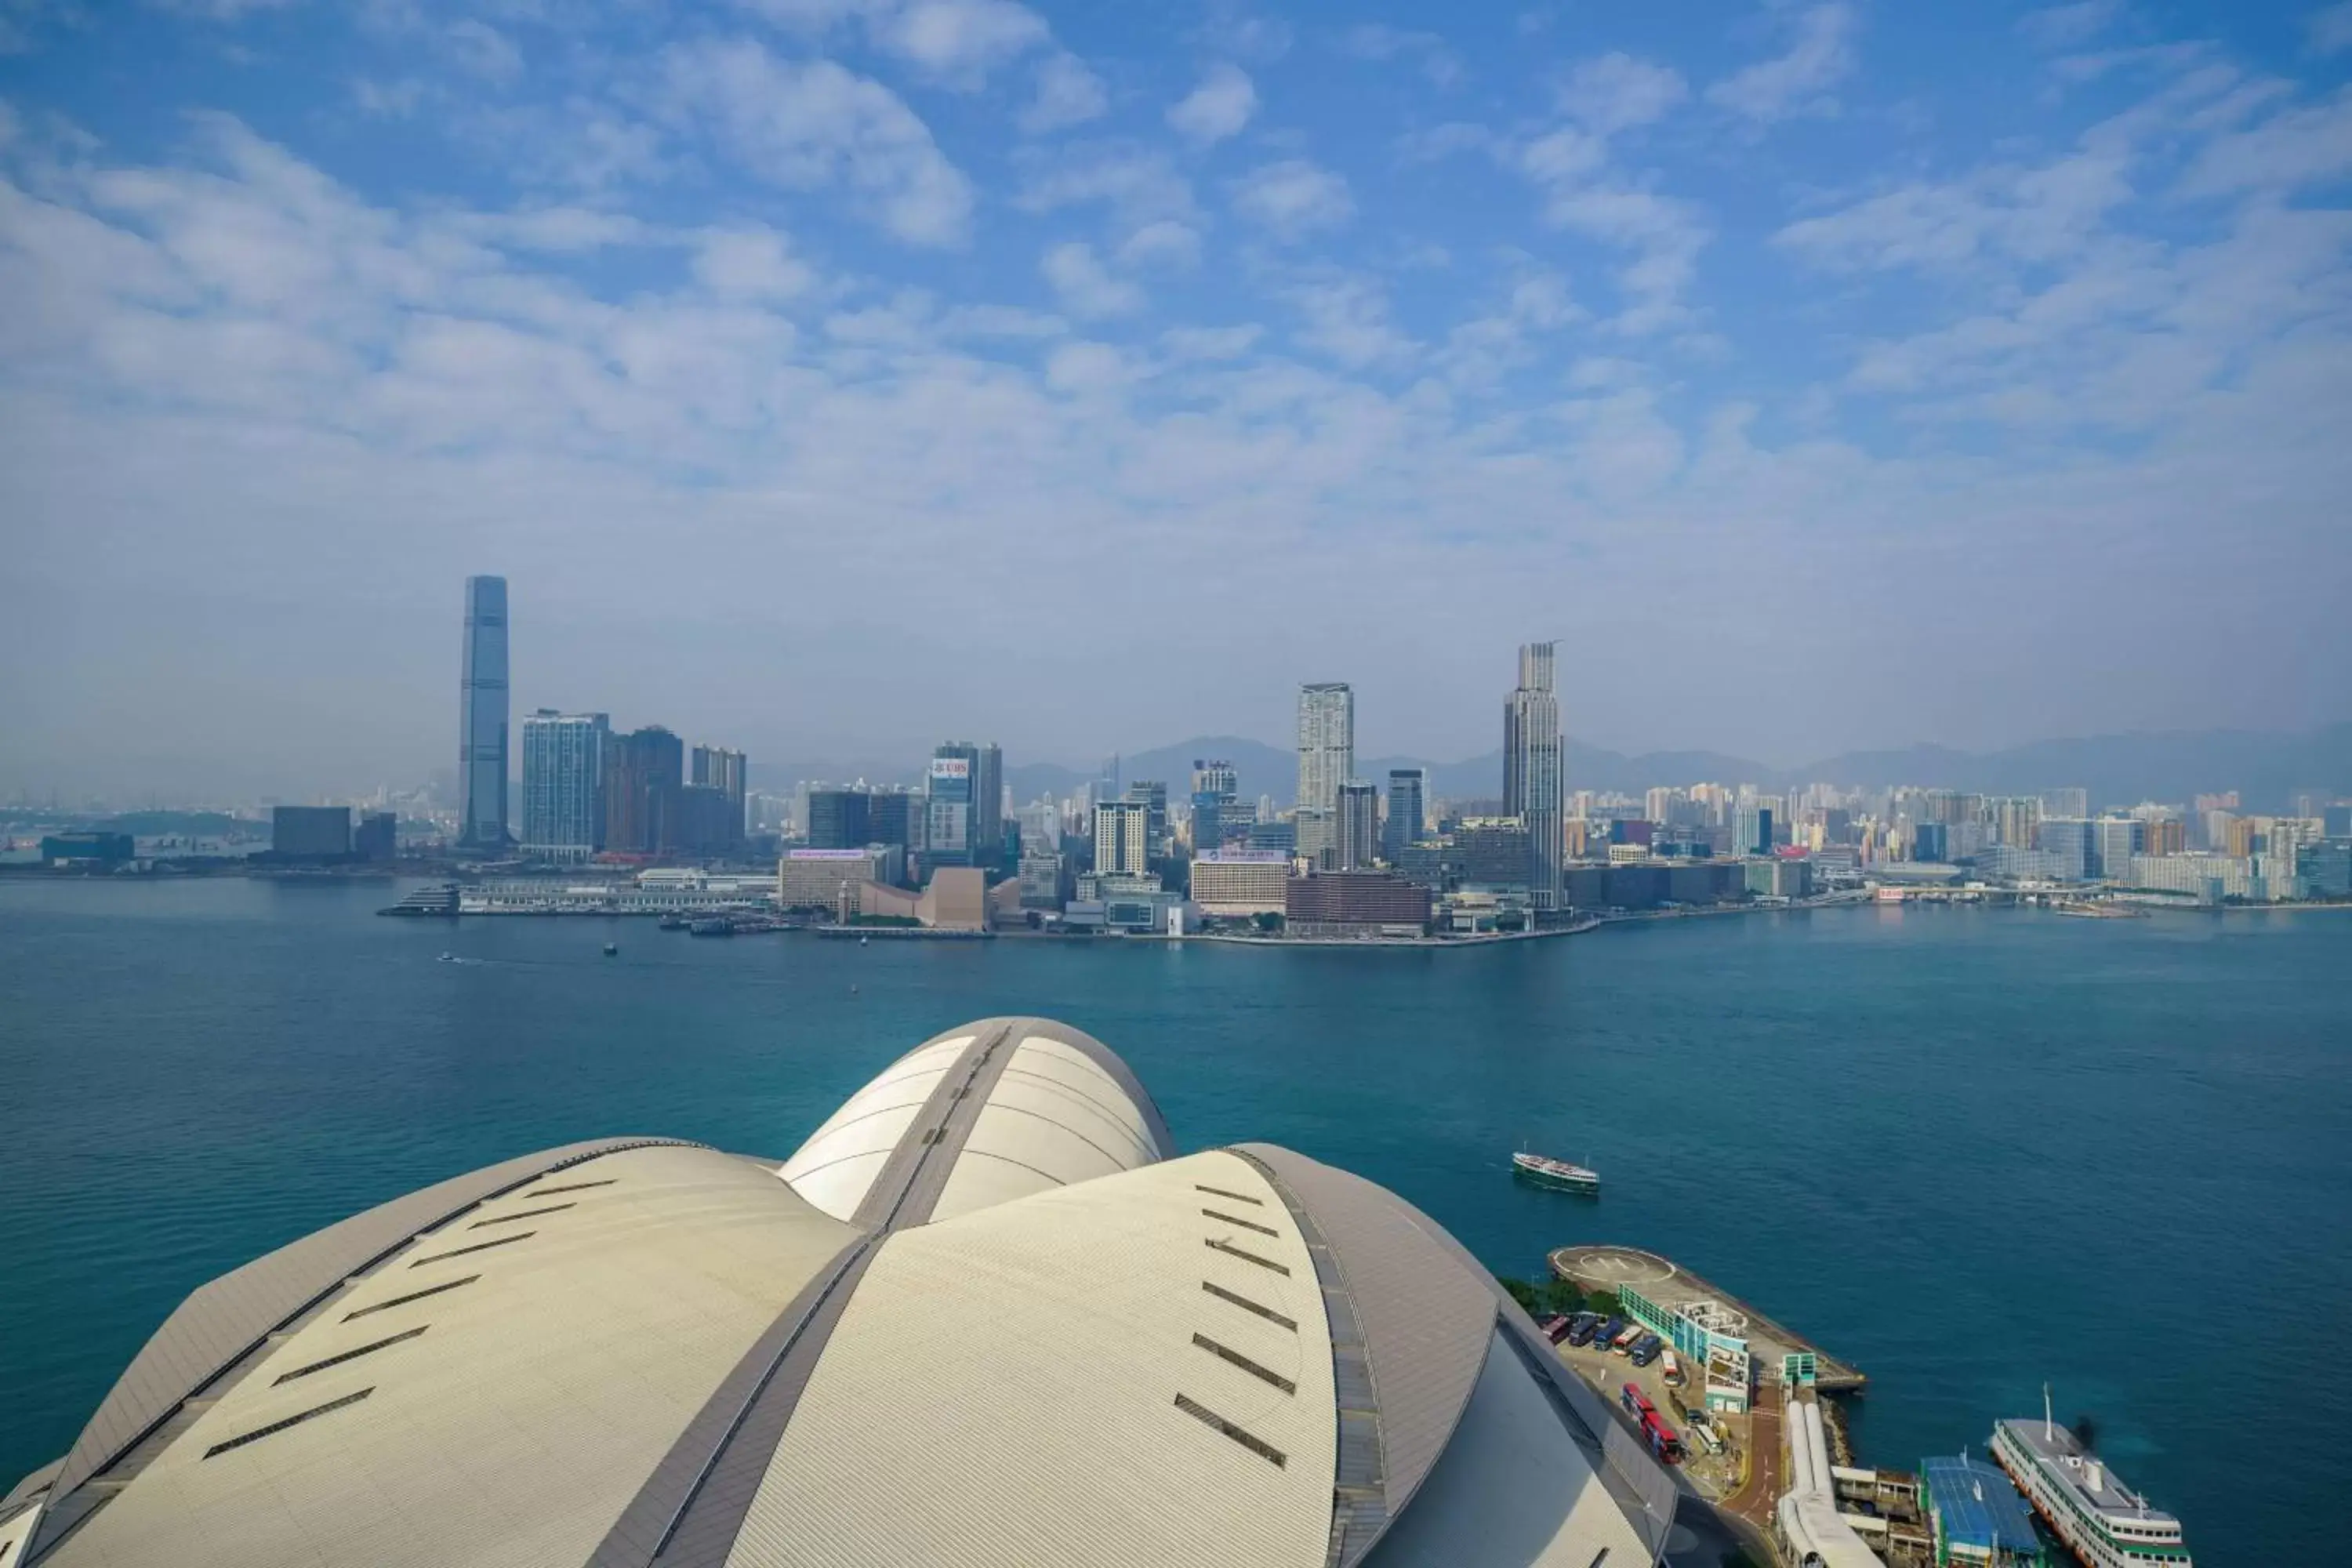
[
  {"left": 270, "top": 805, "right": 350, "bottom": 859},
  {"left": 1189, "top": 851, "right": 1290, "bottom": 916},
  {"left": 40, "top": 831, "right": 136, "bottom": 866},
  {"left": 858, "top": 866, "right": 989, "bottom": 930},
  {"left": 779, "top": 845, "right": 904, "bottom": 909},
  {"left": 1284, "top": 870, "right": 1431, "bottom": 938}
]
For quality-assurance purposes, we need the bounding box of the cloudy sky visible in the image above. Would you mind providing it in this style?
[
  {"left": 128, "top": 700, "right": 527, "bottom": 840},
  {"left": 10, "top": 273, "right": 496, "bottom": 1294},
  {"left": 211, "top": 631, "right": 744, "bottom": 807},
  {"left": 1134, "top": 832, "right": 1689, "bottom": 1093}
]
[{"left": 2, "top": 0, "right": 2350, "bottom": 797}]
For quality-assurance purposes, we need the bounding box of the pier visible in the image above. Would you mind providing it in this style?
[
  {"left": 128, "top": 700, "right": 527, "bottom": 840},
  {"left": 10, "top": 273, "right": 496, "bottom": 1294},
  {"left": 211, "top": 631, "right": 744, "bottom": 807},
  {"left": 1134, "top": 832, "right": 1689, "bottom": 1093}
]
[{"left": 1548, "top": 1244, "right": 1866, "bottom": 1393}]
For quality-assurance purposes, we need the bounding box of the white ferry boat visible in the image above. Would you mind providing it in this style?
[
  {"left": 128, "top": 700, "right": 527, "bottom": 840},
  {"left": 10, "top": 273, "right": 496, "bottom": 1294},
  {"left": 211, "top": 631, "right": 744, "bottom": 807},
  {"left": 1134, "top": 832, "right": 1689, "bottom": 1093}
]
[
  {"left": 1990, "top": 1397, "right": 2189, "bottom": 1567},
  {"left": 1510, "top": 1151, "right": 1600, "bottom": 1194}
]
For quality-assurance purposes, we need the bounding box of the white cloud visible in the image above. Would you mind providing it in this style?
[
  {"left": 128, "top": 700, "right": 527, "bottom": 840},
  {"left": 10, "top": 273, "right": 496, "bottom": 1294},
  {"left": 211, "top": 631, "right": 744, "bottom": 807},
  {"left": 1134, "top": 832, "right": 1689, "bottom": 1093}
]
[
  {"left": 1558, "top": 53, "right": 1686, "bottom": 136},
  {"left": 1117, "top": 219, "right": 1200, "bottom": 269},
  {"left": 443, "top": 19, "right": 521, "bottom": 85},
  {"left": 1040, "top": 240, "right": 1141, "bottom": 318},
  {"left": 352, "top": 77, "right": 428, "bottom": 117},
  {"left": 1338, "top": 24, "right": 1461, "bottom": 88},
  {"left": 1020, "top": 51, "right": 1106, "bottom": 133},
  {"left": 1288, "top": 274, "right": 1411, "bottom": 367},
  {"left": 877, "top": 0, "right": 1047, "bottom": 86},
  {"left": 2017, "top": 0, "right": 2125, "bottom": 53},
  {"left": 659, "top": 40, "right": 974, "bottom": 246},
  {"left": 2314, "top": 3, "right": 2352, "bottom": 55},
  {"left": 1395, "top": 122, "right": 1494, "bottom": 165},
  {"left": 1015, "top": 142, "right": 1200, "bottom": 230},
  {"left": 2180, "top": 85, "right": 2352, "bottom": 194},
  {"left": 149, "top": 0, "right": 301, "bottom": 17},
  {"left": 1160, "top": 323, "right": 1260, "bottom": 359},
  {"left": 1167, "top": 63, "right": 1256, "bottom": 145},
  {"left": 1231, "top": 158, "right": 1352, "bottom": 239},
  {"left": 693, "top": 225, "right": 813, "bottom": 299},
  {"left": 1707, "top": 3, "right": 1857, "bottom": 123}
]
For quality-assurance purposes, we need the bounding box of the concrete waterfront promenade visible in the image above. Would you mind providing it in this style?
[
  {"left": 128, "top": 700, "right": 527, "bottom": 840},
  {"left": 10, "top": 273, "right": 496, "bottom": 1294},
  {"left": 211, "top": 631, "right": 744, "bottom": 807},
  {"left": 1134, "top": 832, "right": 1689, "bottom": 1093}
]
[{"left": 1549, "top": 1244, "right": 1867, "bottom": 1393}]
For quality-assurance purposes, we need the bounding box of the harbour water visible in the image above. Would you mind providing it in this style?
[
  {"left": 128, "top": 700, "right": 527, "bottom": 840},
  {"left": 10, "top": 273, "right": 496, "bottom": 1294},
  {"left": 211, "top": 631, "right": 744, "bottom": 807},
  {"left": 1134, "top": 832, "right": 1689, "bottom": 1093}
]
[{"left": 1, "top": 879, "right": 2345, "bottom": 1563}]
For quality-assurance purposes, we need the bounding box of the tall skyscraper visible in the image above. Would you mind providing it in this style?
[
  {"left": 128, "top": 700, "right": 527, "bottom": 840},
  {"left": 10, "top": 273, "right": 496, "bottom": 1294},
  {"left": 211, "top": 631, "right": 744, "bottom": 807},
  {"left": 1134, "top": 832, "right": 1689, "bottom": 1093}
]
[
  {"left": 1092, "top": 800, "right": 1150, "bottom": 877},
  {"left": 1503, "top": 642, "right": 1565, "bottom": 910},
  {"left": 1296, "top": 683, "right": 1354, "bottom": 815},
  {"left": 1384, "top": 768, "right": 1427, "bottom": 861},
  {"left": 521, "top": 710, "right": 608, "bottom": 860},
  {"left": 691, "top": 746, "right": 749, "bottom": 848},
  {"left": 1335, "top": 780, "right": 1380, "bottom": 871},
  {"left": 1126, "top": 780, "right": 1168, "bottom": 855},
  {"left": 457, "top": 575, "right": 510, "bottom": 848},
  {"left": 604, "top": 726, "right": 684, "bottom": 855},
  {"left": 931, "top": 742, "right": 1002, "bottom": 868},
  {"left": 1191, "top": 758, "right": 1239, "bottom": 852}
]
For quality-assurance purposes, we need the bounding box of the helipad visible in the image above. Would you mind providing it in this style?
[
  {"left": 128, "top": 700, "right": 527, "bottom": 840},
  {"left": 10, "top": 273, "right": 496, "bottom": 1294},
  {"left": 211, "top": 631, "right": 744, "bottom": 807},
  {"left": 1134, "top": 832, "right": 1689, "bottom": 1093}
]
[{"left": 1548, "top": 1243, "right": 1865, "bottom": 1392}]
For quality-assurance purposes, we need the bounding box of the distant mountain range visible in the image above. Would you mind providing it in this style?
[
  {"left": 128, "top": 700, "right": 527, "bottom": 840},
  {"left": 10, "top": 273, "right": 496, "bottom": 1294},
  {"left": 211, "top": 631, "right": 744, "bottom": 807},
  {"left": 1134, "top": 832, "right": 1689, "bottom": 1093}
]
[{"left": 758, "top": 723, "right": 2352, "bottom": 813}]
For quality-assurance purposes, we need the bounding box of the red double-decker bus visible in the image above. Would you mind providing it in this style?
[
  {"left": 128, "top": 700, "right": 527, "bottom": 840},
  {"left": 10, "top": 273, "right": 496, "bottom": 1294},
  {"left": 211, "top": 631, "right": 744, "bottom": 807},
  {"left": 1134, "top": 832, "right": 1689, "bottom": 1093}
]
[{"left": 1619, "top": 1381, "right": 1686, "bottom": 1462}]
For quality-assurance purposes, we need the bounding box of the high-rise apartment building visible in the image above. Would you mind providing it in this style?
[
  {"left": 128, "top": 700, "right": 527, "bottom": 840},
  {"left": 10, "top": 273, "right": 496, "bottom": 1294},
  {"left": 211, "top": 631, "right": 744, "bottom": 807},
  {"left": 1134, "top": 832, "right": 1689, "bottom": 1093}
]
[
  {"left": 2040, "top": 787, "right": 2089, "bottom": 820},
  {"left": 457, "top": 575, "right": 510, "bottom": 848},
  {"left": 1296, "top": 683, "right": 1354, "bottom": 817},
  {"left": 2035, "top": 818, "right": 2093, "bottom": 880},
  {"left": 1384, "top": 768, "right": 1427, "bottom": 861},
  {"left": 926, "top": 753, "right": 976, "bottom": 866},
  {"left": 691, "top": 746, "right": 749, "bottom": 849},
  {"left": 521, "top": 710, "right": 609, "bottom": 860},
  {"left": 1125, "top": 780, "right": 1168, "bottom": 857},
  {"left": 604, "top": 726, "right": 684, "bottom": 855},
  {"left": 1335, "top": 781, "right": 1381, "bottom": 871},
  {"left": 1092, "top": 800, "right": 1150, "bottom": 877},
  {"left": 1503, "top": 642, "right": 1565, "bottom": 909}
]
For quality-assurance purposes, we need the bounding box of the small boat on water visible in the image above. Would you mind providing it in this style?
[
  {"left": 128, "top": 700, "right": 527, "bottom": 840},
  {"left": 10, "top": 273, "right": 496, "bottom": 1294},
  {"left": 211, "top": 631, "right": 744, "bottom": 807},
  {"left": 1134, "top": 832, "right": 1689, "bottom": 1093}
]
[
  {"left": 602, "top": 942, "right": 619, "bottom": 956},
  {"left": 1512, "top": 1150, "right": 1600, "bottom": 1194}
]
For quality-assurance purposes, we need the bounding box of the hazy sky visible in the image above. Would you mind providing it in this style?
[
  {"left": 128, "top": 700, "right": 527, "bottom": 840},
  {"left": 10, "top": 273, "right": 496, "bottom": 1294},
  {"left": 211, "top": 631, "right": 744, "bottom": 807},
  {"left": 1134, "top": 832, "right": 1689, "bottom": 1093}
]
[{"left": 3, "top": 0, "right": 2350, "bottom": 798}]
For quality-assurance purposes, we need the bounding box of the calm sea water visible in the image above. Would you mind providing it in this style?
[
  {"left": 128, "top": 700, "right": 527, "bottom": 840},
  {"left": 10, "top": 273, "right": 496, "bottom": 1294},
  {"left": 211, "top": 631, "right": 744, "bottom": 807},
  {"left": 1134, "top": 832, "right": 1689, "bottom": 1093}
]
[{"left": 1, "top": 879, "right": 2344, "bottom": 1563}]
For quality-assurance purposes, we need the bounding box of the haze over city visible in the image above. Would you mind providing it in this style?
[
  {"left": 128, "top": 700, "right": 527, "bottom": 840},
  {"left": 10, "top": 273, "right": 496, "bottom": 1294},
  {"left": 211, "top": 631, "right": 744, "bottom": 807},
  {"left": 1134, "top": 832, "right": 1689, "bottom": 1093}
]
[{"left": 5, "top": 1, "right": 2352, "bottom": 799}]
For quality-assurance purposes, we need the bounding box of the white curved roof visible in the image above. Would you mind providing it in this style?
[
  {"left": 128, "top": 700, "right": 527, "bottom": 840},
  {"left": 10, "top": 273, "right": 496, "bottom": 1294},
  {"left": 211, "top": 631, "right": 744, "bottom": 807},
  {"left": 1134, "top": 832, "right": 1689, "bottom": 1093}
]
[
  {"left": 776, "top": 1033, "right": 974, "bottom": 1221},
  {"left": 34, "top": 1144, "right": 857, "bottom": 1568},
  {"left": 13, "top": 1019, "right": 1682, "bottom": 1568}
]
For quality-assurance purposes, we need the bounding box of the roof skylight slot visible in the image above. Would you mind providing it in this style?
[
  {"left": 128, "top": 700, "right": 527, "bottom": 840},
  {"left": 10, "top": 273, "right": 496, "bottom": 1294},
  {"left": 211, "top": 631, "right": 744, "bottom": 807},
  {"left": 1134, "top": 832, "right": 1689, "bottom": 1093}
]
[
  {"left": 343, "top": 1273, "right": 480, "bottom": 1321},
  {"left": 517, "top": 1178, "right": 615, "bottom": 1200},
  {"left": 1201, "top": 1280, "right": 1298, "bottom": 1331},
  {"left": 1174, "top": 1393, "right": 1286, "bottom": 1468},
  {"left": 1194, "top": 1184, "right": 1264, "bottom": 1207},
  {"left": 201, "top": 1388, "right": 375, "bottom": 1459},
  {"left": 273, "top": 1326, "right": 427, "bottom": 1385},
  {"left": 1200, "top": 1207, "right": 1279, "bottom": 1238},
  {"left": 408, "top": 1232, "right": 534, "bottom": 1267},
  {"left": 468, "top": 1202, "right": 575, "bottom": 1229},
  {"left": 1192, "top": 1333, "right": 1298, "bottom": 1394},
  {"left": 1205, "top": 1237, "right": 1290, "bottom": 1276}
]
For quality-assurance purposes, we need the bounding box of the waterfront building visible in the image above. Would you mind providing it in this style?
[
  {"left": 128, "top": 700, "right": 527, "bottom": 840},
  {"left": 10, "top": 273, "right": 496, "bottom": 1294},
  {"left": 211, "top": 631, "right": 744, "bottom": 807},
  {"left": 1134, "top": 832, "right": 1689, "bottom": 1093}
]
[
  {"left": 1016, "top": 849, "right": 1071, "bottom": 909},
  {"left": 521, "top": 710, "right": 608, "bottom": 860},
  {"left": 1092, "top": 800, "right": 1149, "bottom": 877},
  {"left": 1334, "top": 780, "right": 1380, "bottom": 871},
  {"left": 1284, "top": 869, "right": 1432, "bottom": 938},
  {"left": 456, "top": 574, "right": 510, "bottom": 848},
  {"left": 1189, "top": 850, "right": 1290, "bottom": 917},
  {"left": 807, "top": 787, "right": 869, "bottom": 851},
  {"left": 2089, "top": 817, "right": 2142, "bottom": 880},
  {"left": 1914, "top": 822, "right": 1949, "bottom": 863},
  {"left": 1736, "top": 805, "right": 1775, "bottom": 858},
  {"left": 1920, "top": 1455, "right": 2049, "bottom": 1567},
  {"left": 354, "top": 812, "right": 397, "bottom": 863},
  {"left": 38, "top": 830, "right": 135, "bottom": 866},
  {"left": 270, "top": 805, "right": 350, "bottom": 859},
  {"left": 691, "top": 746, "right": 748, "bottom": 848},
  {"left": 930, "top": 742, "right": 1002, "bottom": 867},
  {"left": 1503, "top": 642, "right": 1565, "bottom": 910},
  {"left": 2298, "top": 838, "right": 2352, "bottom": 898},
  {"left": 1453, "top": 818, "right": 1534, "bottom": 890},
  {"left": 604, "top": 726, "right": 684, "bottom": 855},
  {"left": 1744, "top": 857, "right": 1813, "bottom": 900},
  {"left": 1295, "top": 683, "right": 1354, "bottom": 820},
  {"left": 1383, "top": 768, "right": 1427, "bottom": 862},
  {"left": 2034, "top": 818, "right": 2092, "bottom": 881},
  {"left": 779, "top": 844, "right": 903, "bottom": 909},
  {"left": 2122, "top": 852, "right": 2264, "bottom": 902},
  {"left": 1974, "top": 844, "right": 2060, "bottom": 881}
]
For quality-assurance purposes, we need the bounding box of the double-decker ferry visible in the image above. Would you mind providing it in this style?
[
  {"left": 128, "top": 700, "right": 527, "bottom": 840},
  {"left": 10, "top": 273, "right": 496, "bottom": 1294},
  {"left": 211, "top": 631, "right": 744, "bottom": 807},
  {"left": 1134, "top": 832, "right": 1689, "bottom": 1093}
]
[
  {"left": 1510, "top": 1150, "right": 1599, "bottom": 1193},
  {"left": 1990, "top": 1399, "right": 2189, "bottom": 1567}
]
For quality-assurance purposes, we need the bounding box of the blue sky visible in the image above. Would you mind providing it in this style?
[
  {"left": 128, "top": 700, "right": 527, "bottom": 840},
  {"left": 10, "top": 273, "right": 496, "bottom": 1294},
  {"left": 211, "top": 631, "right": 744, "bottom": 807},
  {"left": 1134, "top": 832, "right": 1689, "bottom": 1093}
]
[{"left": 2, "top": 0, "right": 2350, "bottom": 796}]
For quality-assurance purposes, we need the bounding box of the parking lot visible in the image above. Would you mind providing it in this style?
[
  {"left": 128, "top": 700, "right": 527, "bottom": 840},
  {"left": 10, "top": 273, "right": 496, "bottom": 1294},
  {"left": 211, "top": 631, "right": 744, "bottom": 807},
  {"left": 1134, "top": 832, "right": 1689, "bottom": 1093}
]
[{"left": 1542, "top": 1319, "right": 1749, "bottom": 1504}]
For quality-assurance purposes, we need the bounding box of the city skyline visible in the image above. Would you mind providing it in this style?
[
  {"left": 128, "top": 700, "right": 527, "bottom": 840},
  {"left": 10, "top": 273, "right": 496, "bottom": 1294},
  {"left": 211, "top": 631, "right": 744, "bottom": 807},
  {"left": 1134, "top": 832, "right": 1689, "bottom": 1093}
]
[{"left": 5, "top": 5, "right": 2351, "bottom": 797}]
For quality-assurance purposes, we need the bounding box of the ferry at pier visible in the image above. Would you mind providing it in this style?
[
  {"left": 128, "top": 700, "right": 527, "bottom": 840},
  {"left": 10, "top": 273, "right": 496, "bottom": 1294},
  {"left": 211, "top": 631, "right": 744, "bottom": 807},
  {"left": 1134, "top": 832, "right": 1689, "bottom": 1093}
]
[
  {"left": 1991, "top": 1401, "right": 2189, "bottom": 1567},
  {"left": 1511, "top": 1151, "right": 1600, "bottom": 1193}
]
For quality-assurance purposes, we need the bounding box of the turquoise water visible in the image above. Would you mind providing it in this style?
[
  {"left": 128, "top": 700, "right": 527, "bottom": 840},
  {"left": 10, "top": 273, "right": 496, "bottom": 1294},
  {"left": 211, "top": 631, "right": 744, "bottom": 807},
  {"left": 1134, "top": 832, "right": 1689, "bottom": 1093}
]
[{"left": 1, "top": 880, "right": 2344, "bottom": 1563}]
